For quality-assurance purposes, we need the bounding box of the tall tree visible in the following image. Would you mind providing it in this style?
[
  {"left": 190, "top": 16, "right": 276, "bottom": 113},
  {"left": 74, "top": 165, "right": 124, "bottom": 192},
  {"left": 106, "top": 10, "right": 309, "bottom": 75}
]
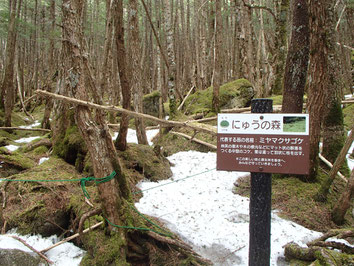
[
  {"left": 128, "top": 0, "right": 148, "bottom": 145},
  {"left": 114, "top": 0, "right": 131, "bottom": 151},
  {"left": 212, "top": 0, "right": 221, "bottom": 113},
  {"left": 61, "top": 0, "right": 132, "bottom": 261},
  {"left": 164, "top": 0, "right": 177, "bottom": 118},
  {"left": 282, "top": 0, "right": 309, "bottom": 113},
  {"left": 307, "top": 0, "right": 335, "bottom": 181},
  {"left": 271, "top": 0, "right": 290, "bottom": 95},
  {"left": 41, "top": 0, "right": 56, "bottom": 129},
  {"left": 1, "top": 0, "right": 19, "bottom": 127}
]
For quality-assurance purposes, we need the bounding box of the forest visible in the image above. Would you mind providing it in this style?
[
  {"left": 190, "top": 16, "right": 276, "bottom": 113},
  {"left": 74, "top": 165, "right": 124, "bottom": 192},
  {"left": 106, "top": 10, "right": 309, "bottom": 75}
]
[{"left": 0, "top": 0, "right": 353, "bottom": 265}]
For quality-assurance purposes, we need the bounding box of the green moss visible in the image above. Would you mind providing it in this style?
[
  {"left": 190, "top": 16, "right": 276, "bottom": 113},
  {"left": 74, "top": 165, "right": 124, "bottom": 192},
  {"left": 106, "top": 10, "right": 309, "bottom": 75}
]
[
  {"left": 2, "top": 157, "right": 84, "bottom": 235},
  {"left": 0, "top": 150, "right": 35, "bottom": 169},
  {"left": 81, "top": 230, "right": 129, "bottom": 266},
  {"left": 118, "top": 143, "right": 172, "bottom": 182},
  {"left": 53, "top": 125, "right": 87, "bottom": 170},
  {"left": 343, "top": 103, "right": 354, "bottom": 131},
  {"left": 143, "top": 90, "right": 162, "bottom": 117},
  {"left": 267, "top": 95, "right": 283, "bottom": 105},
  {"left": 32, "top": 145, "right": 49, "bottom": 155},
  {"left": 184, "top": 79, "right": 254, "bottom": 115}
]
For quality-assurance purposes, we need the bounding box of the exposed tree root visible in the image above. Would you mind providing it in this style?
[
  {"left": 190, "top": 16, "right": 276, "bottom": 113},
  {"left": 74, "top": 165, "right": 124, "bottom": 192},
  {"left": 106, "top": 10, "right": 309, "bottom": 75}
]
[{"left": 284, "top": 229, "right": 354, "bottom": 265}]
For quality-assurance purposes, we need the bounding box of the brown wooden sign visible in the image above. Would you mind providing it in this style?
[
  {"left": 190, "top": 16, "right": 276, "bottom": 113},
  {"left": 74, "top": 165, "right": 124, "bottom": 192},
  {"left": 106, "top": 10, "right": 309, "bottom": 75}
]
[{"left": 217, "top": 114, "right": 310, "bottom": 174}]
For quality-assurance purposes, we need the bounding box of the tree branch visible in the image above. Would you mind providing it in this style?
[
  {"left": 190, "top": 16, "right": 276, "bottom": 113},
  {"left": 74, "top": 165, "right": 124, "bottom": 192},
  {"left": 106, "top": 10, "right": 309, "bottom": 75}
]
[
  {"left": 241, "top": 0, "right": 276, "bottom": 21},
  {"left": 34, "top": 90, "right": 217, "bottom": 136}
]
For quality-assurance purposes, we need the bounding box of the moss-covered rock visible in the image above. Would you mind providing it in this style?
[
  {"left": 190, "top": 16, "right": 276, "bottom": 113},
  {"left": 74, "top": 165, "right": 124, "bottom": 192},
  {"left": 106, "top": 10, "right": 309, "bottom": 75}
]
[
  {"left": 143, "top": 90, "right": 163, "bottom": 117},
  {"left": 53, "top": 125, "right": 87, "bottom": 172},
  {"left": 1, "top": 157, "right": 84, "bottom": 236},
  {"left": 118, "top": 143, "right": 172, "bottom": 183},
  {"left": 0, "top": 249, "right": 47, "bottom": 266},
  {"left": 183, "top": 79, "right": 254, "bottom": 115}
]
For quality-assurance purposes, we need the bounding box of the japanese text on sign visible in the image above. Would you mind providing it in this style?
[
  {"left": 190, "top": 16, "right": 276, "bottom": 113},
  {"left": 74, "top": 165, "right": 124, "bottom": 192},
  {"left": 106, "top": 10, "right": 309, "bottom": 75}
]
[{"left": 217, "top": 114, "right": 310, "bottom": 174}]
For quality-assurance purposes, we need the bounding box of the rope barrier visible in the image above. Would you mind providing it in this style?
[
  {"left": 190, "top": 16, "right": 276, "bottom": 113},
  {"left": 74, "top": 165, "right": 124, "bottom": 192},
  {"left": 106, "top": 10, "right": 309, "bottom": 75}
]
[
  {"left": 0, "top": 167, "right": 217, "bottom": 238},
  {"left": 0, "top": 167, "right": 217, "bottom": 237},
  {"left": 134, "top": 167, "right": 216, "bottom": 195}
]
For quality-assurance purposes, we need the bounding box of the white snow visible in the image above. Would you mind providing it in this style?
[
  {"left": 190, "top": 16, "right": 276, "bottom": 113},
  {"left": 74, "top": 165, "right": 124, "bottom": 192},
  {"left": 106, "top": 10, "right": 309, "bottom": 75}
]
[
  {"left": 38, "top": 157, "right": 50, "bottom": 165},
  {"left": 1, "top": 127, "right": 352, "bottom": 265},
  {"left": 19, "top": 121, "right": 41, "bottom": 129},
  {"left": 5, "top": 136, "right": 41, "bottom": 151},
  {"left": 14, "top": 136, "right": 41, "bottom": 144},
  {"left": 0, "top": 229, "right": 85, "bottom": 265},
  {"left": 135, "top": 151, "right": 323, "bottom": 265},
  {"left": 4, "top": 144, "right": 19, "bottom": 151}
]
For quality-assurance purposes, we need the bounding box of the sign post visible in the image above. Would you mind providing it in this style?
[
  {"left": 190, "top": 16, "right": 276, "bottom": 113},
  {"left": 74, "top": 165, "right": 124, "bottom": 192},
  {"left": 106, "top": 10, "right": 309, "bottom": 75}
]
[
  {"left": 249, "top": 99, "right": 273, "bottom": 266},
  {"left": 216, "top": 98, "right": 310, "bottom": 266}
]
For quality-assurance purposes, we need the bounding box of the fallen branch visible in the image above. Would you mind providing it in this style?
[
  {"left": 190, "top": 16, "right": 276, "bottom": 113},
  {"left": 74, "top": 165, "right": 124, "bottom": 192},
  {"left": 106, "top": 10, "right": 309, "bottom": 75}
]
[
  {"left": 178, "top": 86, "right": 195, "bottom": 111},
  {"left": 40, "top": 221, "right": 104, "bottom": 253},
  {"left": 35, "top": 90, "right": 217, "bottom": 136},
  {"left": 315, "top": 126, "right": 354, "bottom": 202},
  {"left": 319, "top": 153, "right": 347, "bottom": 183},
  {"left": 8, "top": 235, "right": 53, "bottom": 264},
  {"left": 171, "top": 131, "right": 217, "bottom": 150},
  {"left": 78, "top": 209, "right": 102, "bottom": 240},
  {"left": 0, "top": 127, "right": 51, "bottom": 132}
]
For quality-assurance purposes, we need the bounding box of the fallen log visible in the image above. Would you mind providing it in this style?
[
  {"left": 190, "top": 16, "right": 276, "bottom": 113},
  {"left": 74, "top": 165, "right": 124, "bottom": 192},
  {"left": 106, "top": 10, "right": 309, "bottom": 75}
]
[
  {"left": 170, "top": 131, "right": 216, "bottom": 150},
  {"left": 35, "top": 90, "right": 216, "bottom": 136},
  {"left": 0, "top": 127, "right": 51, "bottom": 133}
]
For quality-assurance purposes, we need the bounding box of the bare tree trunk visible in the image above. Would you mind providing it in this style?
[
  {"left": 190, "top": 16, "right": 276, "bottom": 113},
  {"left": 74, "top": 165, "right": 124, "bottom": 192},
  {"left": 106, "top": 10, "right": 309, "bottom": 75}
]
[
  {"left": 61, "top": 1, "right": 131, "bottom": 261},
  {"left": 282, "top": 0, "right": 309, "bottom": 113},
  {"left": 1, "top": 0, "right": 18, "bottom": 127},
  {"left": 212, "top": 0, "right": 221, "bottom": 113},
  {"left": 331, "top": 168, "right": 354, "bottom": 225},
  {"left": 114, "top": 0, "right": 131, "bottom": 151},
  {"left": 129, "top": 0, "right": 148, "bottom": 145},
  {"left": 164, "top": 0, "right": 177, "bottom": 118},
  {"left": 307, "top": 0, "right": 334, "bottom": 181},
  {"left": 271, "top": 0, "right": 290, "bottom": 95},
  {"left": 41, "top": 0, "right": 56, "bottom": 130}
]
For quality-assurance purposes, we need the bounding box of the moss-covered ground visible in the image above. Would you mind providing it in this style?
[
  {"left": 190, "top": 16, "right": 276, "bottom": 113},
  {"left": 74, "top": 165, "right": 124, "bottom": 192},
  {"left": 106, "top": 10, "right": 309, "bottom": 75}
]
[{"left": 1, "top": 93, "right": 353, "bottom": 265}]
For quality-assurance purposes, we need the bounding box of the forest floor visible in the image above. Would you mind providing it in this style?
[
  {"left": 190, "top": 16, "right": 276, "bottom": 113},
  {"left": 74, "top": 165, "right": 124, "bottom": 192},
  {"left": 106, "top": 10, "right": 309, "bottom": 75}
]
[{"left": 0, "top": 98, "right": 353, "bottom": 265}]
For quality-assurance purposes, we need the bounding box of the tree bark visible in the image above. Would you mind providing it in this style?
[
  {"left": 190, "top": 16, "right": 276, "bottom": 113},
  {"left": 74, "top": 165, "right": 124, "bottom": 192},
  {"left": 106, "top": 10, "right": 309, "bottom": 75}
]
[
  {"left": 331, "top": 168, "right": 354, "bottom": 225},
  {"left": 129, "top": 0, "right": 148, "bottom": 145},
  {"left": 212, "top": 0, "right": 221, "bottom": 113},
  {"left": 271, "top": 0, "right": 290, "bottom": 95},
  {"left": 282, "top": 0, "right": 309, "bottom": 113},
  {"left": 41, "top": 0, "right": 56, "bottom": 130},
  {"left": 164, "top": 0, "right": 177, "bottom": 119},
  {"left": 61, "top": 0, "right": 132, "bottom": 261},
  {"left": 1, "top": 0, "right": 18, "bottom": 127},
  {"left": 307, "top": 0, "right": 334, "bottom": 181},
  {"left": 113, "top": 0, "right": 131, "bottom": 151}
]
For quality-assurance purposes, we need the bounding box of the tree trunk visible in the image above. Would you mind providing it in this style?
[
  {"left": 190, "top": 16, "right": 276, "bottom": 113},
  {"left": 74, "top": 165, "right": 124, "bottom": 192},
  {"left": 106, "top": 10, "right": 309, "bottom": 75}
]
[
  {"left": 271, "top": 0, "right": 290, "bottom": 95},
  {"left": 331, "top": 168, "right": 354, "bottom": 225},
  {"left": 129, "top": 0, "right": 148, "bottom": 145},
  {"left": 114, "top": 0, "right": 131, "bottom": 151},
  {"left": 307, "top": 0, "right": 334, "bottom": 181},
  {"left": 61, "top": 0, "right": 131, "bottom": 260},
  {"left": 1, "top": 0, "right": 18, "bottom": 127},
  {"left": 212, "top": 0, "right": 221, "bottom": 113},
  {"left": 282, "top": 0, "right": 309, "bottom": 113},
  {"left": 41, "top": 0, "right": 56, "bottom": 130},
  {"left": 164, "top": 0, "right": 177, "bottom": 118}
]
